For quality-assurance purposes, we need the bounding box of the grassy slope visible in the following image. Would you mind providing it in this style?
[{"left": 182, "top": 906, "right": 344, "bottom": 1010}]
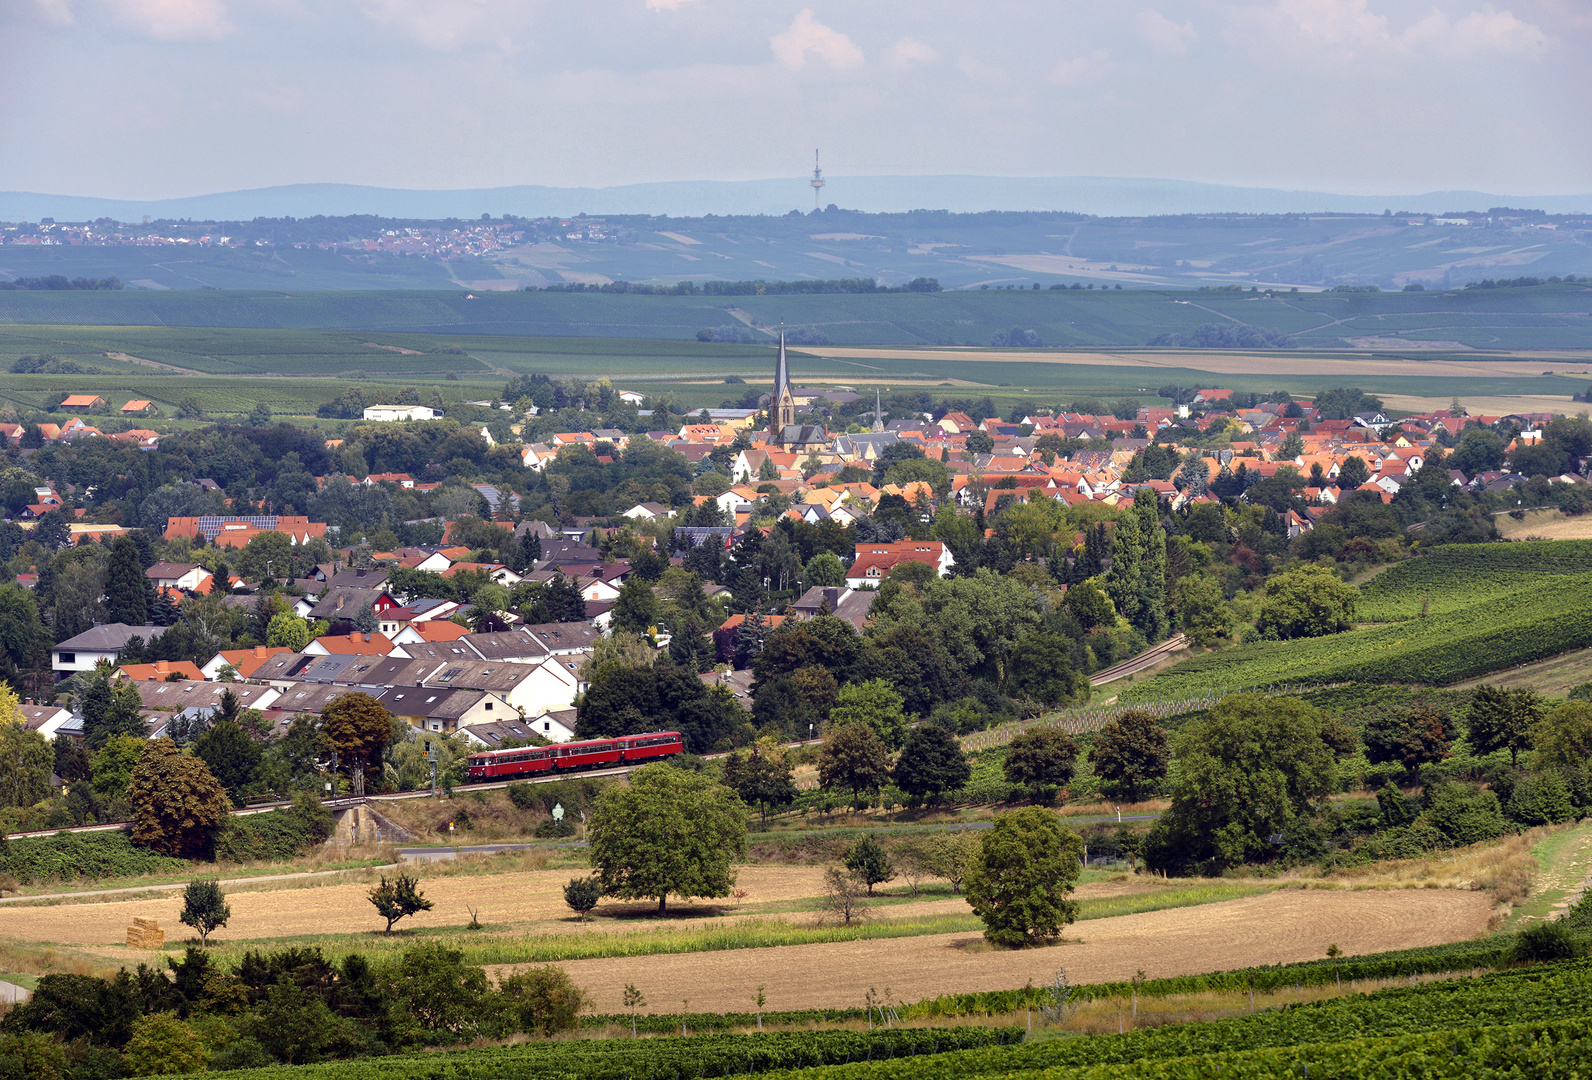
[{"left": 1356, "top": 541, "right": 1592, "bottom": 622}]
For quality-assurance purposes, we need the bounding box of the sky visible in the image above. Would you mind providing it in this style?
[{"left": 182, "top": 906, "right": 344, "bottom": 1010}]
[{"left": 2, "top": 0, "right": 1589, "bottom": 200}]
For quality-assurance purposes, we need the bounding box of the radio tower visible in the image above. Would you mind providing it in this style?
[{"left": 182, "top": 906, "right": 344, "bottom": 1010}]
[{"left": 810, "top": 149, "right": 825, "bottom": 209}]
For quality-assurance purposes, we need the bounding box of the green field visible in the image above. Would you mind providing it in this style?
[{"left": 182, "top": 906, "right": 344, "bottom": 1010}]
[
  {"left": 1120, "top": 568, "right": 1592, "bottom": 701},
  {"left": 1358, "top": 541, "right": 1592, "bottom": 622},
  {"left": 0, "top": 319, "right": 1581, "bottom": 422},
  {"left": 2, "top": 282, "right": 1591, "bottom": 351}
]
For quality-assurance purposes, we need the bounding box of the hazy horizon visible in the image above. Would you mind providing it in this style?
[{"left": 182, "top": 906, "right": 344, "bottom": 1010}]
[{"left": 2, "top": 1, "right": 1587, "bottom": 203}]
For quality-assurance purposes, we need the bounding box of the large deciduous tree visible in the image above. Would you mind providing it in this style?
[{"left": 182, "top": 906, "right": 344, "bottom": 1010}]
[
  {"left": 720, "top": 737, "right": 797, "bottom": 824},
  {"left": 965, "top": 806, "right": 1084, "bottom": 948},
  {"left": 1467, "top": 684, "right": 1542, "bottom": 768},
  {"left": 1362, "top": 703, "right": 1452, "bottom": 781},
  {"left": 892, "top": 723, "right": 970, "bottom": 805},
  {"left": 127, "top": 738, "right": 231, "bottom": 857},
  {"left": 1143, "top": 694, "right": 1336, "bottom": 874},
  {"left": 587, "top": 763, "right": 747, "bottom": 913},
  {"left": 817, "top": 721, "right": 892, "bottom": 810},
  {"left": 1088, "top": 710, "right": 1171, "bottom": 803},
  {"left": 1254, "top": 564, "right": 1359, "bottom": 640},
  {"left": 1002, "top": 727, "right": 1080, "bottom": 801}
]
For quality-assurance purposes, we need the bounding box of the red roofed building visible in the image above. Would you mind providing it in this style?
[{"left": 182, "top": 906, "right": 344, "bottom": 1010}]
[{"left": 846, "top": 540, "right": 955, "bottom": 588}]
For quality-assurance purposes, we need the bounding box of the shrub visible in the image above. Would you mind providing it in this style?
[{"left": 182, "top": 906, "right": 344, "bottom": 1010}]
[
  {"left": 1510, "top": 921, "right": 1582, "bottom": 963},
  {"left": 564, "top": 875, "right": 603, "bottom": 920},
  {"left": 498, "top": 966, "right": 586, "bottom": 1036}
]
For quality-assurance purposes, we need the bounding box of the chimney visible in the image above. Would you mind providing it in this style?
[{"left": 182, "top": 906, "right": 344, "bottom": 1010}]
[
  {"left": 155, "top": 661, "right": 169, "bottom": 673},
  {"left": 356, "top": 568, "right": 366, "bottom": 578}
]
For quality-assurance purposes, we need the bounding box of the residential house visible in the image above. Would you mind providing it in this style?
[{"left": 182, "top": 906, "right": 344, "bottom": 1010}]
[
  {"left": 199, "top": 646, "right": 293, "bottom": 681},
  {"left": 376, "top": 685, "right": 513, "bottom": 734},
  {"left": 845, "top": 540, "right": 955, "bottom": 588},
  {"left": 303, "top": 632, "right": 404, "bottom": 657},
  {"left": 145, "top": 562, "right": 213, "bottom": 593},
  {"left": 60, "top": 395, "right": 105, "bottom": 411},
  {"left": 117, "top": 660, "right": 204, "bottom": 682},
  {"left": 790, "top": 586, "right": 878, "bottom": 631},
  {"left": 121, "top": 400, "right": 157, "bottom": 416},
  {"left": 52, "top": 623, "right": 168, "bottom": 680}
]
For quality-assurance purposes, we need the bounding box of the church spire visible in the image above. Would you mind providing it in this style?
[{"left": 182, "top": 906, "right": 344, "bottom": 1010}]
[
  {"left": 871, "top": 388, "right": 884, "bottom": 432},
  {"left": 769, "top": 329, "right": 795, "bottom": 445}
]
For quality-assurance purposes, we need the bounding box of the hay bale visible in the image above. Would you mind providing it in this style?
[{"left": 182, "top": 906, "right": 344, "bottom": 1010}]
[{"left": 126, "top": 918, "right": 164, "bottom": 948}]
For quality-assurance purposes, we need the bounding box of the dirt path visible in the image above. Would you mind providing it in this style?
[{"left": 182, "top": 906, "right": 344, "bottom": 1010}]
[
  {"left": 533, "top": 888, "right": 1491, "bottom": 1015},
  {"left": 103, "top": 351, "right": 202, "bottom": 376}
]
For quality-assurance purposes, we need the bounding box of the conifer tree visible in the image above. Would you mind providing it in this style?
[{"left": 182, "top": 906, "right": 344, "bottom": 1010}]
[{"left": 106, "top": 535, "right": 148, "bottom": 626}]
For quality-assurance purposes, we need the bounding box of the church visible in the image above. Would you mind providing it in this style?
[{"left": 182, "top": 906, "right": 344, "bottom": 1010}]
[{"left": 766, "top": 331, "right": 829, "bottom": 451}]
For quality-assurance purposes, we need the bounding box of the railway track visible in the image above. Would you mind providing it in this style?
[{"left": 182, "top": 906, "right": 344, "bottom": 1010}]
[{"left": 1089, "top": 632, "right": 1189, "bottom": 686}]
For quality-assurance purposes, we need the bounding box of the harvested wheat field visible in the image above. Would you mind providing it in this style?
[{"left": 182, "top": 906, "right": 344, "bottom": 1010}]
[
  {"left": 0, "top": 865, "right": 850, "bottom": 949},
  {"left": 532, "top": 888, "right": 1492, "bottom": 1015}
]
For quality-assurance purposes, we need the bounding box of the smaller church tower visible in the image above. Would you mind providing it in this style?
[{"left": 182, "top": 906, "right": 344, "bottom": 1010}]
[
  {"left": 769, "top": 331, "right": 796, "bottom": 445},
  {"left": 870, "top": 388, "right": 884, "bottom": 433}
]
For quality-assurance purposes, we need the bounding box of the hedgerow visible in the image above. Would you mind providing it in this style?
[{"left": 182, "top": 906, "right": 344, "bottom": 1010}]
[{"left": 0, "top": 830, "right": 184, "bottom": 884}]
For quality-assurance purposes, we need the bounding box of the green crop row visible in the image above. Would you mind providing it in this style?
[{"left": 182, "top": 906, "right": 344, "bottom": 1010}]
[
  {"left": 747, "top": 956, "right": 1592, "bottom": 1080},
  {"left": 1122, "top": 572, "right": 1592, "bottom": 700},
  {"left": 1359, "top": 541, "right": 1592, "bottom": 622},
  {"left": 1057, "top": 1016, "right": 1592, "bottom": 1080},
  {"left": 201, "top": 1026, "right": 1024, "bottom": 1080}
]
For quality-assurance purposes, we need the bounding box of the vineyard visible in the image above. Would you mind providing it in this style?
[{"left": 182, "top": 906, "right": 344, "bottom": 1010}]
[
  {"left": 205, "top": 1026, "right": 1023, "bottom": 1080},
  {"left": 1359, "top": 541, "right": 1592, "bottom": 623},
  {"left": 744, "top": 957, "right": 1592, "bottom": 1080},
  {"left": 1120, "top": 571, "right": 1592, "bottom": 700}
]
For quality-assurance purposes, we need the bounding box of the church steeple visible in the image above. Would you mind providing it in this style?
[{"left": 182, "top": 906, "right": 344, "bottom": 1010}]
[
  {"left": 769, "top": 330, "right": 795, "bottom": 444},
  {"left": 871, "top": 388, "right": 884, "bottom": 433}
]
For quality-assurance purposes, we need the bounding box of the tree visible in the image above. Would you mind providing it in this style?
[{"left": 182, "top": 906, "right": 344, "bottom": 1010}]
[
  {"left": 1363, "top": 704, "right": 1452, "bottom": 780},
  {"left": 925, "top": 830, "right": 978, "bottom": 894},
  {"left": 0, "top": 721, "right": 53, "bottom": 808},
  {"left": 266, "top": 612, "right": 311, "bottom": 650},
  {"left": 127, "top": 738, "right": 231, "bottom": 857},
  {"left": 235, "top": 531, "right": 295, "bottom": 583},
  {"left": 817, "top": 721, "right": 892, "bottom": 810},
  {"left": 1254, "top": 564, "right": 1359, "bottom": 640},
  {"left": 368, "top": 871, "right": 434, "bottom": 932},
  {"left": 320, "top": 692, "right": 393, "bottom": 788},
  {"left": 892, "top": 724, "right": 971, "bottom": 804},
  {"left": 1143, "top": 694, "right": 1336, "bottom": 873},
  {"left": 1336, "top": 455, "right": 1371, "bottom": 490},
  {"left": 1089, "top": 711, "right": 1171, "bottom": 803},
  {"left": 802, "top": 551, "right": 846, "bottom": 591},
  {"left": 563, "top": 875, "right": 603, "bottom": 920},
  {"left": 1451, "top": 427, "right": 1508, "bottom": 475},
  {"left": 1174, "top": 574, "right": 1234, "bottom": 646},
  {"left": 611, "top": 577, "right": 660, "bottom": 638},
  {"left": 1005, "top": 631, "right": 1090, "bottom": 708},
  {"left": 192, "top": 720, "right": 262, "bottom": 803},
  {"left": 1002, "top": 727, "right": 1079, "bottom": 801},
  {"left": 122, "top": 1013, "right": 209, "bottom": 1076},
  {"left": 819, "top": 866, "right": 868, "bottom": 924},
  {"left": 499, "top": 966, "right": 586, "bottom": 1036},
  {"left": 828, "top": 679, "right": 909, "bottom": 750},
  {"left": 1535, "top": 702, "right": 1592, "bottom": 769},
  {"left": 1467, "top": 684, "right": 1542, "bottom": 768},
  {"left": 721, "top": 737, "right": 797, "bottom": 824},
  {"left": 52, "top": 732, "right": 90, "bottom": 784},
  {"left": 965, "top": 806, "right": 1084, "bottom": 948},
  {"left": 179, "top": 879, "right": 231, "bottom": 946},
  {"left": 105, "top": 536, "right": 148, "bottom": 628},
  {"left": 1061, "top": 579, "right": 1113, "bottom": 630},
  {"left": 587, "top": 762, "right": 747, "bottom": 914},
  {"left": 91, "top": 734, "right": 148, "bottom": 800},
  {"left": 843, "top": 835, "right": 895, "bottom": 895}
]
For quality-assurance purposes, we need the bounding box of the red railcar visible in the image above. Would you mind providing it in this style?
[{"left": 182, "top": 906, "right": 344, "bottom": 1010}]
[{"left": 465, "top": 731, "right": 683, "bottom": 782}]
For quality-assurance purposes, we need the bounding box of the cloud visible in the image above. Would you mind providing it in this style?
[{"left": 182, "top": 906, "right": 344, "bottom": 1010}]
[
  {"left": 1048, "top": 48, "right": 1110, "bottom": 86},
  {"left": 50, "top": 0, "right": 233, "bottom": 38},
  {"left": 645, "top": 0, "right": 700, "bottom": 9},
  {"left": 1136, "top": 9, "right": 1196, "bottom": 55},
  {"left": 1404, "top": 7, "right": 1549, "bottom": 55},
  {"left": 356, "top": 0, "right": 519, "bottom": 51},
  {"left": 890, "top": 37, "right": 937, "bottom": 66},
  {"left": 1229, "top": 0, "right": 1549, "bottom": 59},
  {"left": 770, "top": 9, "right": 863, "bottom": 70},
  {"left": 32, "top": 0, "right": 76, "bottom": 26}
]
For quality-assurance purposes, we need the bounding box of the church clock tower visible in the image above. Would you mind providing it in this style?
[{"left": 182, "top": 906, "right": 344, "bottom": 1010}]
[{"left": 769, "top": 331, "right": 796, "bottom": 445}]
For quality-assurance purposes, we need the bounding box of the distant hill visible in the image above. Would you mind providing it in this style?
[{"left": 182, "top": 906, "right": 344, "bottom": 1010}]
[{"left": 4, "top": 176, "right": 1591, "bottom": 223}]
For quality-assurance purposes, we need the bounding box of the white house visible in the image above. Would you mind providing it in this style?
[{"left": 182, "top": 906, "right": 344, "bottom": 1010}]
[
  {"left": 362, "top": 405, "right": 440, "bottom": 422},
  {"left": 521, "top": 443, "right": 555, "bottom": 471},
  {"left": 52, "top": 623, "right": 167, "bottom": 681},
  {"left": 145, "top": 562, "right": 212, "bottom": 593},
  {"left": 622, "top": 502, "right": 674, "bottom": 522}
]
